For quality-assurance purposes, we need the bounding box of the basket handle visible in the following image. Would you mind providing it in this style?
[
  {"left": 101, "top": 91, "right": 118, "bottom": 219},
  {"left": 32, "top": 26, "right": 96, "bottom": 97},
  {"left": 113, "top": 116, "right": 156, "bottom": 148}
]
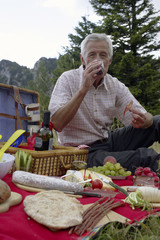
[{"left": 59, "top": 156, "right": 72, "bottom": 170}]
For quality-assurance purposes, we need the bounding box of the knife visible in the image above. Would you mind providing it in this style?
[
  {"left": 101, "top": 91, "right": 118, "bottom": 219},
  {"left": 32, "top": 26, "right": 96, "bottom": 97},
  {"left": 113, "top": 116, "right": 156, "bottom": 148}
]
[
  {"left": 62, "top": 190, "right": 101, "bottom": 198},
  {"left": 92, "top": 172, "right": 129, "bottom": 196}
]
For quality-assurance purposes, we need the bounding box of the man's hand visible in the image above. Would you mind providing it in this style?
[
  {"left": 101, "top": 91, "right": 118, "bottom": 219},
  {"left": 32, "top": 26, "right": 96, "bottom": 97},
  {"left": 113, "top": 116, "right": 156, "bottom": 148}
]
[
  {"left": 81, "top": 61, "right": 103, "bottom": 90},
  {"left": 130, "top": 108, "right": 153, "bottom": 129}
]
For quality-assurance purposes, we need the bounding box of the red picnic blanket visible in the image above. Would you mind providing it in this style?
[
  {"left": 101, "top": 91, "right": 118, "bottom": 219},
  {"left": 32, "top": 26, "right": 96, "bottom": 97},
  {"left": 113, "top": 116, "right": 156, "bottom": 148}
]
[{"left": 0, "top": 174, "right": 160, "bottom": 240}]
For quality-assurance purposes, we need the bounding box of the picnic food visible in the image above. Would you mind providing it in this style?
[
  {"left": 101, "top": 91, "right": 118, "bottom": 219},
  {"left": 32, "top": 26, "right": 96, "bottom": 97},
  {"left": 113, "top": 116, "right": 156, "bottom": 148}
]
[
  {"left": 81, "top": 170, "right": 129, "bottom": 196},
  {"left": 15, "top": 150, "right": 32, "bottom": 171},
  {"left": 124, "top": 186, "right": 160, "bottom": 210},
  {"left": 79, "top": 169, "right": 114, "bottom": 190},
  {"left": 0, "top": 179, "right": 11, "bottom": 203},
  {"left": 23, "top": 190, "right": 84, "bottom": 230},
  {"left": 134, "top": 167, "right": 159, "bottom": 182},
  {"left": 64, "top": 169, "right": 114, "bottom": 190},
  {"left": 124, "top": 100, "right": 133, "bottom": 116},
  {"left": 91, "top": 179, "right": 103, "bottom": 189},
  {"left": 87, "top": 162, "right": 131, "bottom": 177},
  {"left": 137, "top": 186, "right": 160, "bottom": 203},
  {"left": 69, "top": 197, "right": 124, "bottom": 235},
  {"left": 0, "top": 192, "right": 22, "bottom": 213},
  {"left": 12, "top": 171, "right": 83, "bottom": 192}
]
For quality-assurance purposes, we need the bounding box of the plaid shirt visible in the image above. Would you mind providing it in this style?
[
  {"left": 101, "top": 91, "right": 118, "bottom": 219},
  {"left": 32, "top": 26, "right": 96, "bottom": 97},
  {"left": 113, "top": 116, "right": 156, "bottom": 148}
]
[{"left": 49, "top": 66, "right": 146, "bottom": 146}]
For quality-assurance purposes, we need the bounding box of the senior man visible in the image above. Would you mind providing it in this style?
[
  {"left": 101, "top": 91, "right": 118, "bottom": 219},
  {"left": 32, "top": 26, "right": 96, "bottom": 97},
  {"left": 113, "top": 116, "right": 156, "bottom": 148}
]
[{"left": 49, "top": 33, "right": 160, "bottom": 174}]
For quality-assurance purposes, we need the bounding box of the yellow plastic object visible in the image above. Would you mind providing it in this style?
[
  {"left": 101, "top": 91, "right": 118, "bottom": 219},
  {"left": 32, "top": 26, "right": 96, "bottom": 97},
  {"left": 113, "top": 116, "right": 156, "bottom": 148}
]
[
  {"left": 0, "top": 130, "right": 25, "bottom": 160},
  {"left": 0, "top": 135, "right": 2, "bottom": 140},
  {"left": 79, "top": 169, "right": 114, "bottom": 190}
]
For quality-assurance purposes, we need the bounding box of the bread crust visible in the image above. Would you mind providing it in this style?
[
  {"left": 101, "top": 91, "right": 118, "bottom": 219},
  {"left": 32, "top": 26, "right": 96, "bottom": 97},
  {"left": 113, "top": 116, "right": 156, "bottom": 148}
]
[
  {"left": 23, "top": 190, "right": 84, "bottom": 230},
  {"left": 0, "top": 180, "right": 11, "bottom": 203}
]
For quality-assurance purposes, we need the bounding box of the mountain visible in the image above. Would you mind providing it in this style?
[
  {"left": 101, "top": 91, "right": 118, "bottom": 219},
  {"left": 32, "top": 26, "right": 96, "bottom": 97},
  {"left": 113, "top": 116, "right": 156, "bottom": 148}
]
[{"left": 0, "top": 57, "right": 57, "bottom": 87}]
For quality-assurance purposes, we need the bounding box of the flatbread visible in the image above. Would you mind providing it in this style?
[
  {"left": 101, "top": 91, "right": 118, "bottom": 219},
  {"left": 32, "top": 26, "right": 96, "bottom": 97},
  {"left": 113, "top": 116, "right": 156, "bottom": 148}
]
[{"left": 23, "top": 190, "right": 84, "bottom": 230}]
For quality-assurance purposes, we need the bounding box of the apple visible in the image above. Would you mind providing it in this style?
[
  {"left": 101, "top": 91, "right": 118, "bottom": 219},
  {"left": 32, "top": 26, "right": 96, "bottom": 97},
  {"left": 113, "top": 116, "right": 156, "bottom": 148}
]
[
  {"left": 143, "top": 167, "right": 151, "bottom": 174},
  {"left": 135, "top": 170, "right": 142, "bottom": 176},
  {"left": 135, "top": 167, "right": 144, "bottom": 172},
  {"left": 104, "top": 156, "right": 117, "bottom": 165},
  {"left": 147, "top": 172, "right": 154, "bottom": 177},
  {"left": 151, "top": 171, "right": 157, "bottom": 176},
  {"left": 141, "top": 173, "right": 146, "bottom": 176},
  {"left": 154, "top": 176, "right": 159, "bottom": 182}
]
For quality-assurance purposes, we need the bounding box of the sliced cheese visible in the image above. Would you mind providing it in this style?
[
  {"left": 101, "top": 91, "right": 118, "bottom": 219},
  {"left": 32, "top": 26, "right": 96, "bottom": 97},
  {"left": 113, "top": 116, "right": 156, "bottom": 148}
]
[{"left": 65, "top": 170, "right": 83, "bottom": 183}]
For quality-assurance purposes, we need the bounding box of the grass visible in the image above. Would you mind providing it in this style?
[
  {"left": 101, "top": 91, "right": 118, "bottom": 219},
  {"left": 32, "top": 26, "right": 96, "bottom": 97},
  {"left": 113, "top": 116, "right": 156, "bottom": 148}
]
[{"left": 94, "top": 216, "right": 160, "bottom": 240}]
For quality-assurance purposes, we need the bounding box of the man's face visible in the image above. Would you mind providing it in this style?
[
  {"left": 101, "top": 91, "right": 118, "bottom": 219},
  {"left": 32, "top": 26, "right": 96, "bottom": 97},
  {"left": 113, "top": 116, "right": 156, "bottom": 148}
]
[{"left": 81, "top": 40, "right": 112, "bottom": 76}]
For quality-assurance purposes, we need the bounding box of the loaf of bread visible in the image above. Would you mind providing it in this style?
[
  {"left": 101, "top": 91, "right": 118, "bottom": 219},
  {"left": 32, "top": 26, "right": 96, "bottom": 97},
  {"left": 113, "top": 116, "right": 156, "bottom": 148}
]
[
  {"left": 0, "top": 180, "right": 11, "bottom": 203},
  {"left": 23, "top": 190, "right": 84, "bottom": 230}
]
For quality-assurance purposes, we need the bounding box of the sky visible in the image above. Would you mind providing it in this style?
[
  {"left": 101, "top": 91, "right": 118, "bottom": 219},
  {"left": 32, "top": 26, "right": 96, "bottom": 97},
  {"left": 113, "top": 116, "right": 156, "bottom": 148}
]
[{"left": 0, "top": 0, "right": 160, "bottom": 69}]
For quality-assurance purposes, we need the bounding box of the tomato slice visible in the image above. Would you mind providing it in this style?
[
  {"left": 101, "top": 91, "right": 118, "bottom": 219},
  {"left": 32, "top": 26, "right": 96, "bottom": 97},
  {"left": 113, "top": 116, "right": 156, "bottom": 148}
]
[{"left": 88, "top": 173, "right": 93, "bottom": 184}]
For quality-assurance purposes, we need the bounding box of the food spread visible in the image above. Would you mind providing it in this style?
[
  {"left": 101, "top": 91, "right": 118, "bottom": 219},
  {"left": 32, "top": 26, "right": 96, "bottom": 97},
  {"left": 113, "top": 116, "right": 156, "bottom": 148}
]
[{"left": 1, "top": 148, "right": 160, "bottom": 238}]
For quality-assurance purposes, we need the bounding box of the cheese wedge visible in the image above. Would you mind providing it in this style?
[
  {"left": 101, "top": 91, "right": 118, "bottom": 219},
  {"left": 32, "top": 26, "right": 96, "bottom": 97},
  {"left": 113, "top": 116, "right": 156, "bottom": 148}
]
[
  {"left": 64, "top": 169, "right": 114, "bottom": 190},
  {"left": 65, "top": 170, "right": 83, "bottom": 183}
]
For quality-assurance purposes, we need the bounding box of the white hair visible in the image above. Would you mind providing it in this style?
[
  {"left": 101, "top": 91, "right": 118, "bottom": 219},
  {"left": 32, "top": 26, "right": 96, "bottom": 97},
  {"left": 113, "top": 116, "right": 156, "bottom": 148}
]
[{"left": 80, "top": 33, "right": 113, "bottom": 60}]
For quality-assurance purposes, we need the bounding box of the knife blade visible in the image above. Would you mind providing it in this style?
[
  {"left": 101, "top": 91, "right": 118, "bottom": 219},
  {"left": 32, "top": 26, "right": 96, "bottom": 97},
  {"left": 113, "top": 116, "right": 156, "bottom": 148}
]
[
  {"left": 92, "top": 172, "right": 129, "bottom": 196},
  {"left": 83, "top": 188, "right": 117, "bottom": 198},
  {"left": 62, "top": 190, "right": 101, "bottom": 198},
  {"left": 92, "top": 172, "right": 109, "bottom": 184}
]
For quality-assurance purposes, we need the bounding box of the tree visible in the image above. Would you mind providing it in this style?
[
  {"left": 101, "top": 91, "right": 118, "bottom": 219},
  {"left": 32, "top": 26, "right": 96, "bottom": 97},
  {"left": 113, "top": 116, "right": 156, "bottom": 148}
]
[
  {"left": 27, "top": 60, "right": 56, "bottom": 118},
  {"left": 68, "top": 16, "right": 98, "bottom": 52},
  {"left": 90, "top": 0, "right": 160, "bottom": 54},
  {"left": 52, "top": 16, "right": 98, "bottom": 84},
  {"left": 52, "top": 53, "right": 76, "bottom": 86},
  {"left": 89, "top": 0, "right": 160, "bottom": 114}
]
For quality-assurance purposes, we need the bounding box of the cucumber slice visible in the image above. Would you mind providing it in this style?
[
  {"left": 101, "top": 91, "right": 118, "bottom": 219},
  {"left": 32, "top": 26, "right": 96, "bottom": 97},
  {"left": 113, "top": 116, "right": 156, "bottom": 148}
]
[
  {"left": 26, "top": 155, "right": 32, "bottom": 172},
  {"left": 15, "top": 151, "right": 20, "bottom": 170}
]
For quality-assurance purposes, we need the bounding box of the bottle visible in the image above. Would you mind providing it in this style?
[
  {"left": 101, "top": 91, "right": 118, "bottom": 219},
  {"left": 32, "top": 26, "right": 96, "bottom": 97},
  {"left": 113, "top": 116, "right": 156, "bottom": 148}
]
[{"left": 35, "top": 111, "right": 53, "bottom": 151}]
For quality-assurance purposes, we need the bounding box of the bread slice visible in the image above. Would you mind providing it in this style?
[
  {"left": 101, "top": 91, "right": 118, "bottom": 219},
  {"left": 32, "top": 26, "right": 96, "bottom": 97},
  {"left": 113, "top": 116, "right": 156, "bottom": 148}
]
[{"left": 23, "top": 190, "right": 84, "bottom": 230}]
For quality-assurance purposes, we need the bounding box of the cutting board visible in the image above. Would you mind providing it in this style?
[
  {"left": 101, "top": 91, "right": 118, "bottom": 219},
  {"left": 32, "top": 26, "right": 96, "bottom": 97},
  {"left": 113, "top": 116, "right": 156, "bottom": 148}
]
[
  {"left": 13, "top": 181, "right": 82, "bottom": 198},
  {"left": 0, "top": 192, "right": 22, "bottom": 213}
]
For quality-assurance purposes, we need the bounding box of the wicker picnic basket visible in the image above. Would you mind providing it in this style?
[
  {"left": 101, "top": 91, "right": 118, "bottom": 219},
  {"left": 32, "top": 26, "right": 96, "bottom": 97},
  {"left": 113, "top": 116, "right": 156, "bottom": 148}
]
[{"left": 0, "top": 143, "right": 88, "bottom": 176}]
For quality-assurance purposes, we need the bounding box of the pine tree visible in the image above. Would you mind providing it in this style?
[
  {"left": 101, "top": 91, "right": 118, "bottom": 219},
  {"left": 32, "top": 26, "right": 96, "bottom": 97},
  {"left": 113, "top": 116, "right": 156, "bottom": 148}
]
[
  {"left": 89, "top": 0, "right": 160, "bottom": 114},
  {"left": 52, "top": 16, "right": 98, "bottom": 83},
  {"left": 27, "top": 61, "right": 55, "bottom": 117}
]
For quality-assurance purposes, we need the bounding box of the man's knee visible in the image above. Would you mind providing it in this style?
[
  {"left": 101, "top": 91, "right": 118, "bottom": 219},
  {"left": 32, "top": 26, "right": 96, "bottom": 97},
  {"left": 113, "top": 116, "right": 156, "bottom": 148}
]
[
  {"left": 87, "top": 147, "right": 159, "bottom": 175},
  {"left": 87, "top": 150, "right": 110, "bottom": 168}
]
